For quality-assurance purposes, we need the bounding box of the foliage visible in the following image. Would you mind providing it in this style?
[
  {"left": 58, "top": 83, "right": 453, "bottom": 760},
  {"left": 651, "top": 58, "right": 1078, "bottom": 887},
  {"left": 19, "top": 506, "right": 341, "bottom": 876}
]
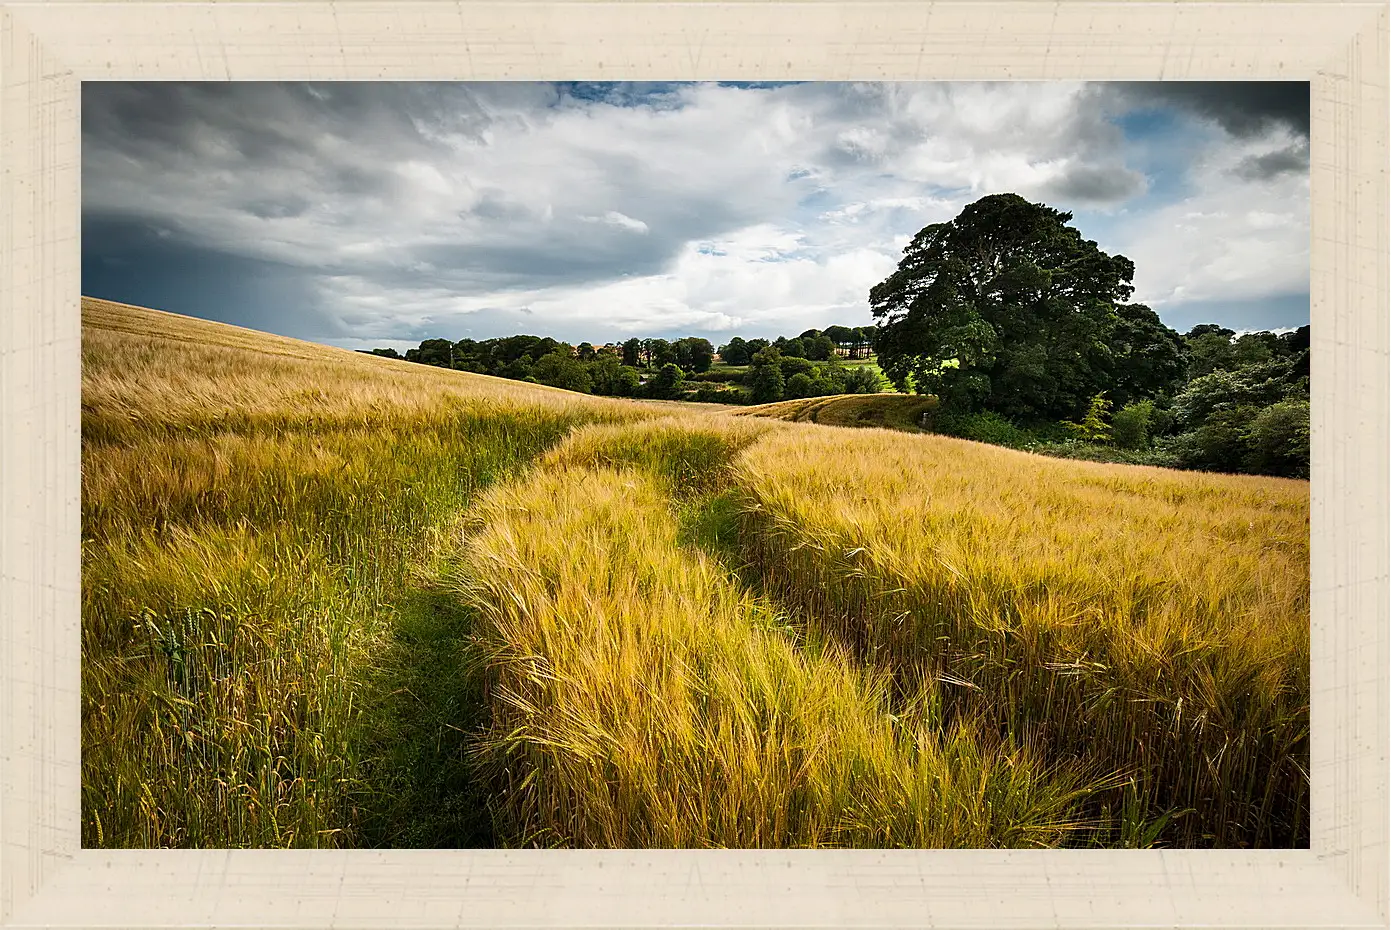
[
  {"left": 690, "top": 384, "right": 749, "bottom": 405},
  {"left": 870, "top": 193, "right": 1184, "bottom": 420},
  {"left": 822, "top": 325, "right": 876, "bottom": 359},
  {"left": 531, "top": 351, "right": 594, "bottom": 394},
  {"left": 805, "top": 334, "right": 837, "bottom": 361},
  {"left": 717, "top": 336, "right": 752, "bottom": 366},
  {"left": 1110, "top": 400, "right": 1156, "bottom": 450},
  {"left": 1163, "top": 341, "right": 1310, "bottom": 475},
  {"left": 670, "top": 336, "right": 715, "bottom": 373},
  {"left": 405, "top": 337, "right": 456, "bottom": 368},
  {"left": 1172, "top": 363, "right": 1293, "bottom": 429},
  {"left": 1171, "top": 406, "right": 1262, "bottom": 473},
  {"left": 774, "top": 336, "right": 807, "bottom": 358},
  {"left": 1104, "top": 304, "right": 1189, "bottom": 408},
  {"left": 647, "top": 363, "right": 686, "bottom": 400},
  {"left": 777, "top": 355, "right": 816, "bottom": 380},
  {"left": 1060, "top": 393, "right": 1114, "bottom": 444},
  {"left": 934, "top": 410, "right": 1033, "bottom": 448},
  {"left": 589, "top": 355, "right": 642, "bottom": 397},
  {"left": 844, "top": 365, "right": 884, "bottom": 395},
  {"left": 1184, "top": 326, "right": 1237, "bottom": 378},
  {"left": 692, "top": 369, "right": 744, "bottom": 384},
  {"left": 747, "top": 347, "right": 786, "bottom": 404},
  {"left": 1246, "top": 400, "right": 1311, "bottom": 478},
  {"left": 785, "top": 372, "right": 816, "bottom": 399}
]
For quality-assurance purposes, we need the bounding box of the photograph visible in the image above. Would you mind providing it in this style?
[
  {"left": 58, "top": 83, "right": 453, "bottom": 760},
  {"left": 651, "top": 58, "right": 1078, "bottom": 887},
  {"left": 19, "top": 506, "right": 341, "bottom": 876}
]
[{"left": 80, "top": 79, "right": 1310, "bottom": 851}]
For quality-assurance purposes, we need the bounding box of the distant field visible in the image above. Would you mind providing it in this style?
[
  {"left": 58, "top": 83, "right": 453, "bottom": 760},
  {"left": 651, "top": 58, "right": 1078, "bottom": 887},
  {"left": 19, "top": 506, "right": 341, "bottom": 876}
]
[
  {"left": 736, "top": 393, "right": 937, "bottom": 432},
  {"left": 83, "top": 298, "right": 1309, "bottom": 850},
  {"left": 711, "top": 355, "right": 894, "bottom": 386}
]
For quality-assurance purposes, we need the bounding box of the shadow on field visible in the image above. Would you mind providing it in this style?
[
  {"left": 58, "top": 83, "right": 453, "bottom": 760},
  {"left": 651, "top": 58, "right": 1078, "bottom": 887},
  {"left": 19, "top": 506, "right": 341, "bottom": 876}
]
[{"left": 351, "top": 584, "right": 496, "bottom": 848}]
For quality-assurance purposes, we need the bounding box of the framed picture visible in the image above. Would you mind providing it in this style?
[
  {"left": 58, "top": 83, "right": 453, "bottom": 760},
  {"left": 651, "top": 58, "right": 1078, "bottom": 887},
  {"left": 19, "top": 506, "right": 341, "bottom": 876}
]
[{"left": 2, "top": 1, "right": 1385, "bottom": 927}]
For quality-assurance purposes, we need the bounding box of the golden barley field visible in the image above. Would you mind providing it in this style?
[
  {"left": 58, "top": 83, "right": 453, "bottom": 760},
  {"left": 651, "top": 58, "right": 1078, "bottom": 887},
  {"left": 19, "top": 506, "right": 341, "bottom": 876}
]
[{"left": 82, "top": 297, "right": 1309, "bottom": 849}]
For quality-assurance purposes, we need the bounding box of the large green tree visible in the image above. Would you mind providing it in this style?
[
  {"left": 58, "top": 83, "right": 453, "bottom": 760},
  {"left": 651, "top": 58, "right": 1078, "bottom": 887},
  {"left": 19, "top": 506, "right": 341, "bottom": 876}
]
[
  {"left": 406, "top": 338, "right": 455, "bottom": 368},
  {"left": 531, "top": 351, "right": 593, "bottom": 393},
  {"left": 672, "top": 337, "right": 715, "bottom": 373},
  {"left": 647, "top": 363, "right": 685, "bottom": 399},
  {"left": 804, "top": 334, "right": 836, "bottom": 361},
  {"left": 718, "top": 337, "right": 751, "bottom": 366},
  {"left": 869, "top": 193, "right": 1183, "bottom": 420},
  {"left": 746, "top": 347, "right": 785, "bottom": 403}
]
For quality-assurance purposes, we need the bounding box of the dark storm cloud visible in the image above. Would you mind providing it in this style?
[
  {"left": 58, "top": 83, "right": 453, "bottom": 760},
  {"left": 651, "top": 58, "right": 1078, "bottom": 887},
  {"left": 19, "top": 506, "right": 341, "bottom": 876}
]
[
  {"left": 244, "top": 196, "right": 312, "bottom": 220},
  {"left": 1111, "top": 81, "right": 1309, "bottom": 138},
  {"left": 1234, "top": 140, "right": 1311, "bottom": 181},
  {"left": 1101, "top": 82, "right": 1310, "bottom": 182},
  {"left": 82, "top": 81, "right": 536, "bottom": 160},
  {"left": 81, "top": 81, "right": 569, "bottom": 232},
  {"left": 86, "top": 83, "right": 419, "bottom": 176},
  {"left": 82, "top": 217, "right": 341, "bottom": 340},
  {"left": 83, "top": 81, "right": 768, "bottom": 297}
]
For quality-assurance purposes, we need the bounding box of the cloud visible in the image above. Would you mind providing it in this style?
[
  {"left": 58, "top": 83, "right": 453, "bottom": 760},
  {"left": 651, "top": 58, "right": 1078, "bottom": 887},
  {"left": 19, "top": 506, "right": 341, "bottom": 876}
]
[
  {"left": 1234, "top": 140, "right": 1311, "bottom": 181},
  {"left": 1109, "top": 81, "right": 1309, "bottom": 138},
  {"left": 1043, "top": 163, "right": 1148, "bottom": 205},
  {"left": 82, "top": 81, "right": 1308, "bottom": 345},
  {"left": 580, "top": 211, "right": 650, "bottom": 234},
  {"left": 1114, "top": 132, "right": 1308, "bottom": 311}
]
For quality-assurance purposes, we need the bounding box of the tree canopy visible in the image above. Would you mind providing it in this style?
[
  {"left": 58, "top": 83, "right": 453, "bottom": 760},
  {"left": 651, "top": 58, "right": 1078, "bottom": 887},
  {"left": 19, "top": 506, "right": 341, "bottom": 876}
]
[{"left": 870, "top": 193, "right": 1185, "bottom": 420}]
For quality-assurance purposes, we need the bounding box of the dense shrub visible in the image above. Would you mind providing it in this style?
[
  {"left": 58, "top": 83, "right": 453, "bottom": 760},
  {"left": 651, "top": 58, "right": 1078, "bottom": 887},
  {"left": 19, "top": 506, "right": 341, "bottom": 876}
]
[
  {"left": 1060, "top": 394, "right": 1114, "bottom": 444},
  {"left": 1245, "top": 400, "right": 1311, "bottom": 478},
  {"left": 1110, "top": 400, "right": 1156, "bottom": 450},
  {"left": 785, "top": 372, "right": 816, "bottom": 399},
  {"left": 690, "top": 385, "right": 749, "bottom": 405},
  {"left": 646, "top": 363, "right": 686, "bottom": 400},
  {"left": 935, "top": 411, "right": 1032, "bottom": 448},
  {"left": 844, "top": 366, "right": 884, "bottom": 395},
  {"left": 778, "top": 356, "right": 816, "bottom": 380}
]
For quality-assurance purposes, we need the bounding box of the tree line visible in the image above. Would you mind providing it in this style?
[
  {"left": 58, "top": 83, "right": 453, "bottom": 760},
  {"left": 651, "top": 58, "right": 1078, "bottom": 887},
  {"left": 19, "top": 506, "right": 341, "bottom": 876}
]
[
  {"left": 715, "top": 325, "right": 876, "bottom": 365},
  {"left": 362, "top": 327, "right": 883, "bottom": 405}
]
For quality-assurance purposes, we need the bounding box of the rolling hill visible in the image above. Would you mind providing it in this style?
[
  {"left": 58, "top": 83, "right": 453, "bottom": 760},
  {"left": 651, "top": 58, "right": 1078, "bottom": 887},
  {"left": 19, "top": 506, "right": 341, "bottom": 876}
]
[{"left": 81, "top": 297, "right": 1310, "bottom": 850}]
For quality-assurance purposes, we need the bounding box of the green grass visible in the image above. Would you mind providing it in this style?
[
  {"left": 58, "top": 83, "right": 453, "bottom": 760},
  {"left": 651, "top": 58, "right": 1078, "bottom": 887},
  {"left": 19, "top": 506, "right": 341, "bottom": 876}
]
[{"left": 351, "top": 583, "right": 495, "bottom": 847}]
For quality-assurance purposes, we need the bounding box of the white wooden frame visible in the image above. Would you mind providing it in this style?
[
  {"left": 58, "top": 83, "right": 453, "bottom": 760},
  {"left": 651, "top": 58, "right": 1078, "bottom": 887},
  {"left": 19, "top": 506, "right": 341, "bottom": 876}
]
[{"left": 1, "top": 2, "right": 1385, "bottom": 927}]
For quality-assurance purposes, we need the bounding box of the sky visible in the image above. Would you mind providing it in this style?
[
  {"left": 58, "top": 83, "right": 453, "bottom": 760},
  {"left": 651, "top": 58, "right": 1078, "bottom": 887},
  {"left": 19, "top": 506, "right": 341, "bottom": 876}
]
[{"left": 82, "top": 81, "right": 1310, "bottom": 353}]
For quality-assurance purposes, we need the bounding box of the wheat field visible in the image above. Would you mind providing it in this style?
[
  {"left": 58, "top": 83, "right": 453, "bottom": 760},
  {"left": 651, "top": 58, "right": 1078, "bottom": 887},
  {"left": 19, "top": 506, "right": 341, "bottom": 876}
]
[{"left": 82, "top": 297, "right": 1309, "bottom": 849}]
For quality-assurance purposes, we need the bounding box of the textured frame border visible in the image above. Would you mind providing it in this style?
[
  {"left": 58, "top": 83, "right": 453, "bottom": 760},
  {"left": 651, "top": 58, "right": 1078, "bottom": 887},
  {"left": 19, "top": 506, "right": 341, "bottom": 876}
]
[{"left": 1, "top": 2, "right": 1385, "bottom": 927}]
